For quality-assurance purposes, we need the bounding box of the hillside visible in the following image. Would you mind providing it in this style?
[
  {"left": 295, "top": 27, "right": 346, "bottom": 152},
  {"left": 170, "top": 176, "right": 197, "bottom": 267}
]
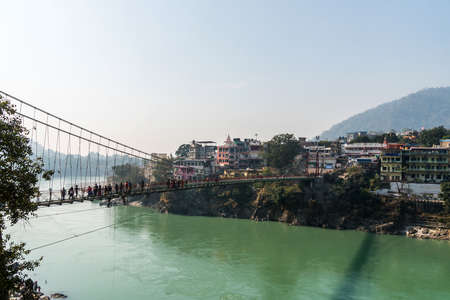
[{"left": 320, "top": 87, "right": 450, "bottom": 140}]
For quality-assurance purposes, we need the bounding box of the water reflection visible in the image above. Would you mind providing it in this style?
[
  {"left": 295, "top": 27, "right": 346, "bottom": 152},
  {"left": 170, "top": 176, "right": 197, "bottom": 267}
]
[
  {"left": 113, "top": 207, "right": 379, "bottom": 299},
  {"left": 331, "top": 233, "right": 375, "bottom": 300}
]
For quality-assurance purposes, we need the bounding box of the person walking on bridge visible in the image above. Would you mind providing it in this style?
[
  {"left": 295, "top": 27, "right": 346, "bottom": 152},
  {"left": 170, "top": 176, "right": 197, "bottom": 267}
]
[
  {"left": 69, "top": 186, "right": 74, "bottom": 200},
  {"left": 75, "top": 184, "right": 79, "bottom": 198},
  {"left": 61, "top": 187, "right": 66, "bottom": 200},
  {"left": 120, "top": 182, "right": 124, "bottom": 194},
  {"left": 115, "top": 183, "right": 119, "bottom": 194}
]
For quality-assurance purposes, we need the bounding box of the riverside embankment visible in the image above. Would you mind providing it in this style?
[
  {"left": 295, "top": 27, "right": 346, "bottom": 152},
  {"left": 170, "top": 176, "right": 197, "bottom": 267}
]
[{"left": 134, "top": 172, "right": 450, "bottom": 241}]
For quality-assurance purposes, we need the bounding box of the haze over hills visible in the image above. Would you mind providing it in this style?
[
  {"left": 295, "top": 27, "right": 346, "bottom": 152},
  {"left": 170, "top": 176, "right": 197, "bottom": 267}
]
[{"left": 320, "top": 87, "right": 450, "bottom": 140}]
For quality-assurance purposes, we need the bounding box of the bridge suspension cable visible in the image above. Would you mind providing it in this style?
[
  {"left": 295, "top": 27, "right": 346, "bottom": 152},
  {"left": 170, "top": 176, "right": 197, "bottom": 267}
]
[
  {"left": 29, "top": 213, "right": 147, "bottom": 251},
  {"left": 0, "top": 90, "right": 168, "bottom": 203}
]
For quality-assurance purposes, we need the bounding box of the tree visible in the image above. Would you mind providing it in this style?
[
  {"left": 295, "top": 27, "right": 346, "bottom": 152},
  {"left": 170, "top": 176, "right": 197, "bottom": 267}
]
[
  {"left": 263, "top": 134, "right": 301, "bottom": 171},
  {"left": 152, "top": 156, "right": 174, "bottom": 182},
  {"left": 111, "top": 163, "right": 146, "bottom": 184},
  {"left": 349, "top": 136, "right": 371, "bottom": 143},
  {"left": 416, "top": 126, "right": 449, "bottom": 147},
  {"left": 175, "top": 144, "right": 190, "bottom": 158},
  {"left": 0, "top": 98, "right": 43, "bottom": 299},
  {"left": 349, "top": 133, "right": 399, "bottom": 144},
  {"left": 440, "top": 182, "right": 450, "bottom": 212}
]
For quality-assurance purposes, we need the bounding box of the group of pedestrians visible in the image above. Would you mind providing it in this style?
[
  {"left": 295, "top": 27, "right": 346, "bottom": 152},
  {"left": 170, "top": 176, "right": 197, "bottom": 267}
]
[
  {"left": 60, "top": 185, "right": 79, "bottom": 200},
  {"left": 167, "top": 179, "right": 186, "bottom": 189},
  {"left": 58, "top": 181, "right": 147, "bottom": 200}
]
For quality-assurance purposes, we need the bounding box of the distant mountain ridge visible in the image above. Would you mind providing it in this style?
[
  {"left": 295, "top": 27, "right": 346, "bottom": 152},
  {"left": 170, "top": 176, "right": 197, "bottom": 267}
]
[{"left": 320, "top": 87, "right": 450, "bottom": 140}]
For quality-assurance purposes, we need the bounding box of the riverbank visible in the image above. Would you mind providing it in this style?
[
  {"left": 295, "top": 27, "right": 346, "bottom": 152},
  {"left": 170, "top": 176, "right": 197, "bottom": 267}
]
[
  {"left": 132, "top": 197, "right": 450, "bottom": 241},
  {"left": 131, "top": 170, "right": 449, "bottom": 241}
]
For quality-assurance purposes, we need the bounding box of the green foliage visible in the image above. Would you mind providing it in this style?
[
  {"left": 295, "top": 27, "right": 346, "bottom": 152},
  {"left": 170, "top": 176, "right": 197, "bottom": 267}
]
[
  {"left": 260, "top": 182, "right": 303, "bottom": 208},
  {"left": 112, "top": 163, "right": 146, "bottom": 184},
  {"left": 318, "top": 141, "right": 332, "bottom": 147},
  {"left": 261, "top": 167, "right": 279, "bottom": 177},
  {"left": 324, "top": 167, "right": 382, "bottom": 218},
  {"left": 152, "top": 157, "right": 174, "bottom": 183},
  {"left": 440, "top": 182, "right": 450, "bottom": 211},
  {"left": 263, "top": 134, "right": 300, "bottom": 171},
  {"left": 219, "top": 185, "right": 255, "bottom": 206},
  {"left": 416, "top": 126, "right": 450, "bottom": 147},
  {"left": 369, "top": 174, "right": 389, "bottom": 191},
  {"left": 349, "top": 132, "right": 400, "bottom": 144},
  {"left": 0, "top": 98, "right": 43, "bottom": 298},
  {"left": 175, "top": 144, "right": 190, "bottom": 158}
]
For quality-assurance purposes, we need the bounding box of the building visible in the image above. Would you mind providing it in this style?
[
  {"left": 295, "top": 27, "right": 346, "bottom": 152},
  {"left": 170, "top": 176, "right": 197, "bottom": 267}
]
[
  {"left": 304, "top": 146, "right": 336, "bottom": 175},
  {"left": 352, "top": 157, "right": 379, "bottom": 170},
  {"left": 343, "top": 143, "right": 384, "bottom": 157},
  {"left": 187, "top": 140, "right": 217, "bottom": 160},
  {"left": 173, "top": 159, "right": 215, "bottom": 180},
  {"left": 216, "top": 135, "right": 263, "bottom": 169},
  {"left": 380, "top": 144, "right": 450, "bottom": 183},
  {"left": 440, "top": 139, "right": 450, "bottom": 148},
  {"left": 403, "top": 147, "right": 449, "bottom": 183},
  {"left": 346, "top": 131, "right": 368, "bottom": 143},
  {"left": 173, "top": 140, "right": 217, "bottom": 180},
  {"left": 238, "top": 138, "right": 264, "bottom": 169}
]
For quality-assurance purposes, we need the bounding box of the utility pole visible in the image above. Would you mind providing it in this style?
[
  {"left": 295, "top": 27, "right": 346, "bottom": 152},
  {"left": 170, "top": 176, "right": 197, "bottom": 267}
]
[{"left": 315, "top": 136, "right": 320, "bottom": 177}]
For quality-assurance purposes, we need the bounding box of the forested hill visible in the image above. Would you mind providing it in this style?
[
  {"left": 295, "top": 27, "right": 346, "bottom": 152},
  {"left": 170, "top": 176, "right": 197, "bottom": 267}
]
[{"left": 320, "top": 87, "right": 450, "bottom": 140}]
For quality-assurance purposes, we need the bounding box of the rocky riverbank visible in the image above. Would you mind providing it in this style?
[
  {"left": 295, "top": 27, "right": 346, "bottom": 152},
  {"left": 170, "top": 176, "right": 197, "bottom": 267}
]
[
  {"left": 132, "top": 172, "right": 449, "bottom": 241},
  {"left": 9, "top": 291, "right": 67, "bottom": 300},
  {"left": 406, "top": 226, "right": 450, "bottom": 240}
]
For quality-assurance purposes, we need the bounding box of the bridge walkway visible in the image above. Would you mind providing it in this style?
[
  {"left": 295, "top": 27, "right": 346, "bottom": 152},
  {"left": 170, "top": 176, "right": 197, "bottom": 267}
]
[{"left": 36, "top": 176, "right": 314, "bottom": 207}]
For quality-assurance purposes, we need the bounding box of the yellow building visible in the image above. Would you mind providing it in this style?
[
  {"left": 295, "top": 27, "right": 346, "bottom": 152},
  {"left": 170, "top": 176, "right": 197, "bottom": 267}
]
[{"left": 440, "top": 139, "right": 450, "bottom": 148}]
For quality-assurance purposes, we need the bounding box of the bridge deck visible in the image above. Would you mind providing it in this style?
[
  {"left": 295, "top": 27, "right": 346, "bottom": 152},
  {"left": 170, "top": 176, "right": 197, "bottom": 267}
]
[{"left": 36, "top": 176, "right": 314, "bottom": 207}]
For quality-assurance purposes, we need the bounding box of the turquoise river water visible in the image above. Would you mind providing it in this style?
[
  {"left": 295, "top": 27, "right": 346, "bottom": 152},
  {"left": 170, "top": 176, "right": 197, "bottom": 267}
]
[{"left": 9, "top": 202, "right": 450, "bottom": 300}]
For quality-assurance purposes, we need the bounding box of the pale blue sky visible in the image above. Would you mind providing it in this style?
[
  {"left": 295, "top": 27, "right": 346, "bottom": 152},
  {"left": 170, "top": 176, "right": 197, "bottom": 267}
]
[{"left": 1, "top": 1, "right": 450, "bottom": 153}]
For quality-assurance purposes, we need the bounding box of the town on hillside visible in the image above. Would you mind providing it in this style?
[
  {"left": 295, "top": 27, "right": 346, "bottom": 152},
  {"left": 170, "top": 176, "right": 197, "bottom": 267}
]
[{"left": 146, "top": 128, "right": 450, "bottom": 193}]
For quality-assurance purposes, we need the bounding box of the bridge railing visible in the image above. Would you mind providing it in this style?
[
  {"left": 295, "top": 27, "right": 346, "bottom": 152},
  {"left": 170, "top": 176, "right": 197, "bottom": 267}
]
[{"left": 35, "top": 175, "right": 314, "bottom": 206}]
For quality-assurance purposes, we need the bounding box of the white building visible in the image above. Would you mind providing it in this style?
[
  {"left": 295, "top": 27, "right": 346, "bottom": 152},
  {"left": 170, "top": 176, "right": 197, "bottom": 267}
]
[{"left": 343, "top": 143, "right": 384, "bottom": 157}]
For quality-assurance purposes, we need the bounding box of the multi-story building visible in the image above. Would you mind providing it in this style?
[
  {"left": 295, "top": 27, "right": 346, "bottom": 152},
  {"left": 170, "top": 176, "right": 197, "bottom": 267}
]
[
  {"left": 343, "top": 143, "right": 384, "bottom": 157},
  {"left": 216, "top": 135, "right": 263, "bottom": 169},
  {"left": 216, "top": 135, "right": 238, "bottom": 168},
  {"left": 380, "top": 144, "right": 450, "bottom": 183},
  {"left": 173, "top": 140, "right": 217, "bottom": 180},
  {"left": 403, "top": 147, "right": 449, "bottom": 183},
  {"left": 173, "top": 159, "right": 215, "bottom": 180},
  {"left": 304, "top": 146, "right": 336, "bottom": 175},
  {"left": 187, "top": 140, "right": 217, "bottom": 160},
  {"left": 380, "top": 144, "right": 403, "bottom": 181}
]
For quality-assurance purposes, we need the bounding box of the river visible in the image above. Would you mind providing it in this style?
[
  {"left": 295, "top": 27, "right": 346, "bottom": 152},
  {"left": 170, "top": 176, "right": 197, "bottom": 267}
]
[{"left": 9, "top": 202, "right": 450, "bottom": 300}]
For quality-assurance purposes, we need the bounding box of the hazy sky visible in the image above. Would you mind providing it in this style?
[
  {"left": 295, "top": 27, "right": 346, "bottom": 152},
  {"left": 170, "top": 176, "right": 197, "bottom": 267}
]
[{"left": 2, "top": 1, "right": 450, "bottom": 153}]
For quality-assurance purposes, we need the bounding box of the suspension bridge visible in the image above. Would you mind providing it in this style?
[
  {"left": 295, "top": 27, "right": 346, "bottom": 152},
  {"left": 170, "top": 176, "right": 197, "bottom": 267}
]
[{"left": 1, "top": 91, "right": 313, "bottom": 208}]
